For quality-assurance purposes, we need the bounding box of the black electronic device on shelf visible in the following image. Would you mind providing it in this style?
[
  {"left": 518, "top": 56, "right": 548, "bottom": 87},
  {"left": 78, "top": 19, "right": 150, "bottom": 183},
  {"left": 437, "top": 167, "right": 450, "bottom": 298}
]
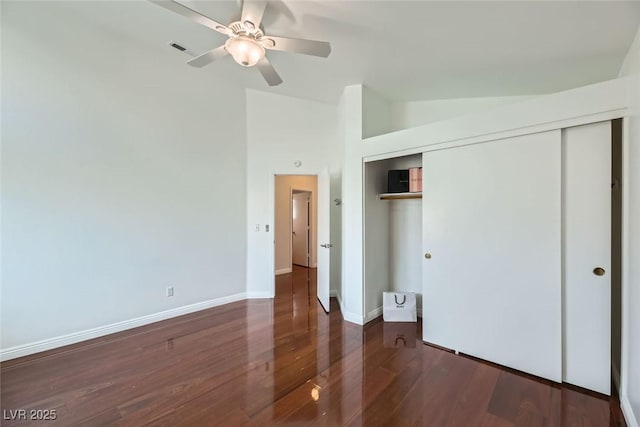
[{"left": 387, "top": 170, "right": 410, "bottom": 193}]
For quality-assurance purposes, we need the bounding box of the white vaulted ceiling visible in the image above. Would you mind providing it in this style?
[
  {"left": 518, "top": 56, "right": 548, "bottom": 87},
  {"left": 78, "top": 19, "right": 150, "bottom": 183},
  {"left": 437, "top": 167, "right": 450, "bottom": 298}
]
[{"left": 20, "top": 0, "right": 640, "bottom": 103}]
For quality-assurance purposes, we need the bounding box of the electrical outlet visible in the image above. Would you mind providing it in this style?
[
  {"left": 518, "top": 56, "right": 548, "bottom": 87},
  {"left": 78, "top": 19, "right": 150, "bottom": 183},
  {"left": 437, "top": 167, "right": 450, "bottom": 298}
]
[{"left": 166, "top": 286, "right": 174, "bottom": 297}]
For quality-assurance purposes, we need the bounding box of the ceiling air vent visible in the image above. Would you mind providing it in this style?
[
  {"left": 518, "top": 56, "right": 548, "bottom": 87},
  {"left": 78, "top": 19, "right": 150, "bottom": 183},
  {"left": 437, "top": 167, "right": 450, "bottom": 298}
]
[{"left": 169, "top": 42, "right": 187, "bottom": 52}]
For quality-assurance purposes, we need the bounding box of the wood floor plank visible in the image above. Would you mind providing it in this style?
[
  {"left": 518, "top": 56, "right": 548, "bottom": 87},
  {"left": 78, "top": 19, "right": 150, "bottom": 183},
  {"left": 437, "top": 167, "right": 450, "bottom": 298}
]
[
  {"left": 0, "top": 266, "right": 627, "bottom": 426},
  {"left": 488, "top": 370, "right": 553, "bottom": 423},
  {"left": 444, "top": 361, "right": 502, "bottom": 426}
]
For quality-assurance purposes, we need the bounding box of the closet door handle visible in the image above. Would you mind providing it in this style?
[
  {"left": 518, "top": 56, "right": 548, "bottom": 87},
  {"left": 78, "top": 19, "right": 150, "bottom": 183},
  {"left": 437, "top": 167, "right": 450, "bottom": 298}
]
[
  {"left": 593, "top": 267, "right": 606, "bottom": 276},
  {"left": 424, "top": 253, "right": 432, "bottom": 259}
]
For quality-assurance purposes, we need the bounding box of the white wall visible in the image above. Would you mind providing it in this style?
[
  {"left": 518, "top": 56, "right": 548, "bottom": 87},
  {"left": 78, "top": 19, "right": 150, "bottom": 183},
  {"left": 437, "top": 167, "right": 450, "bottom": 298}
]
[
  {"left": 363, "top": 160, "right": 389, "bottom": 320},
  {"left": 340, "top": 85, "right": 365, "bottom": 323},
  {"left": 361, "top": 78, "right": 627, "bottom": 160},
  {"left": 621, "top": 26, "right": 640, "bottom": 77},
  {"left": 362, "top": 88, "right": 393, "bottom": 139},
  {"left": 363, "top": 88, "right": 535, "bottom": 139},
  {"left": 274, "top": 175, "right": 318, "bottom": 273},
  {"left": 391, "top": 96, "right": 534, "bottom": 132},
  {"left": 389, "top": 199, "right": 421, "bottom": 295},
  {"left": 246, "top": 90, "right": 340, "bottom": 298},
  {"left": 620, "top": 25, "right": 640, "bottom": 427},
  {"left": 1, "top": 2, "right": 247, "bottom": 356}
]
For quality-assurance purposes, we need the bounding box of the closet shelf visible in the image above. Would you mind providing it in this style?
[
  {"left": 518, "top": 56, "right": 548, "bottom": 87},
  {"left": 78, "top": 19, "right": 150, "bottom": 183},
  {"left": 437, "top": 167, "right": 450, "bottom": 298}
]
[{"left": 378, "top": 192, "right": 422, "bottom": 200}]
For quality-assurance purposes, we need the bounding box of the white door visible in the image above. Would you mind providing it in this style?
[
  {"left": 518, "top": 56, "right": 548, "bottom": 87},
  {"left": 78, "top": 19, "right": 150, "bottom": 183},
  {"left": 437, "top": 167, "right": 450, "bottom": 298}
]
[
  {"left": 292, "top": 191, "right": 310, "bottom": 267},
  {"left": 422, "top": 130, "right": 562, "bottom": 382},
  {"left": 317, "top": 169, "right": 331, "bottom": 313},
  {"left": 562, "top": 121, "right": 611, "bottom": 395}
]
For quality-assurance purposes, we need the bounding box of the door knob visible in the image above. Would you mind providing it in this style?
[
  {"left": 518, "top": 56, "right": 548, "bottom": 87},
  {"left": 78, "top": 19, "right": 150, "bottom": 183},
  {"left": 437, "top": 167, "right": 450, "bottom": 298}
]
[
  {"left": 424, "top": 253, "right": 432, "bottom": 259},
  {"left": 321, "top": 243, "right": 333, "bottom": 248},
  {"left": 593, "top": 267, "right": 606, "bottom": 276}
]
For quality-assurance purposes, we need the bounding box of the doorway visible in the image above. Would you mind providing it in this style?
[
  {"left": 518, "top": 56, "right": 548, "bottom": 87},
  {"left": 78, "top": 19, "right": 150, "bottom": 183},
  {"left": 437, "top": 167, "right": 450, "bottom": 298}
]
[
  {"left": 274, "top": 175, "right": 318, "bottom": 294},
  {"left": 272, "top": 171, "right": 332, "bottom": 312}
]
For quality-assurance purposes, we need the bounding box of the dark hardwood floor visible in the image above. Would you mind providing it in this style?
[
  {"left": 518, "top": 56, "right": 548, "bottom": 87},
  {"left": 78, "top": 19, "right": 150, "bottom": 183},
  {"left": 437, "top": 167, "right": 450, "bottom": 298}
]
[{"left": 1, "top": 266, "right": 626, "bottom": 426}]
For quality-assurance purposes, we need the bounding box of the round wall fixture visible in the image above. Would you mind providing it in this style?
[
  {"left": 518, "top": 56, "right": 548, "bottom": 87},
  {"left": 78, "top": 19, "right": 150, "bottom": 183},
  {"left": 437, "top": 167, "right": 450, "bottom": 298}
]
[{"left": 294, "top": 160, "right": 302, "bottom": 167}]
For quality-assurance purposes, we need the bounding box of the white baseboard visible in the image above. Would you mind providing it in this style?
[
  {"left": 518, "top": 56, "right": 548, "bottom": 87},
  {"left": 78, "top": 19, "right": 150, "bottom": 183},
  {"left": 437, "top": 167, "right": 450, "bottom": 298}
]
[
  {"left": 364, "top": 306, "right": 423, "bottom": 324},
  {"left": 622, "top": 394, "right": 639, "bottom": 427},
  {"left": 0, "top": 293, "right": 247, "bottom": 362},
  {"left": 330, "top": 290, "right": 338, "bottom": 298},
  {"left": 332, "top": 291, "right": 363, "bottom": 325},
  {"left": 275, "top": 267, "right": 292, "bottom": 275},
  {"left": 341, "top": 310, "right": 364, "bottom": 325},
  {"left": 247, "top": 291, "right": 273, "bottom": 299},
  {"left": 331, "top": 291, "right": 363, "bottom": 325},
  {"left": 366, "top": 306, "right": 384, "bottom": 323}
]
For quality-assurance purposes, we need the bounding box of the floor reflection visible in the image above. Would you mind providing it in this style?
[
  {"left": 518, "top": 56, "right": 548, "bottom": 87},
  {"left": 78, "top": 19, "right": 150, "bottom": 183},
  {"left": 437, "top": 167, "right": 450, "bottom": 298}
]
[
  {"left": 273, "top": 266, "right": 318, "bottom": 420},
  {"left": 0, "top": 266, "right": 624, "bottom": 426},
  {"left": 382, "top": 321, "right": 418, "bottom": 349}
]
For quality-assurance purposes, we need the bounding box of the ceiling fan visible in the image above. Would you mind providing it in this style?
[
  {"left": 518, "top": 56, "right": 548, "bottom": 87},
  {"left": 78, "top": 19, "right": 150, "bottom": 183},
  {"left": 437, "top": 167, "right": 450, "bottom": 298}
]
[{"left": 149, "top": 0, "right": 331, "bottom": 86}]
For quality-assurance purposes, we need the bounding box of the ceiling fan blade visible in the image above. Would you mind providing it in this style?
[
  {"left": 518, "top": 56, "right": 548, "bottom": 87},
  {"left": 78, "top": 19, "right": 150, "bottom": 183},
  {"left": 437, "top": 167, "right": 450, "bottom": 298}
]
[
  {"left": 241, "top": 0, "right": 267, "bottom": 30},
  {"left": 148, "top": 0, "right": 231, "bottom": 35},
  {"left": 260, "top": 36, "right": 331, "bottom": 57},
  {"left": 256, "top": 57, "right": 283, "bottom": 86},
  {"left": 187, "top": 45, "right": 228, "bottom": 67}
]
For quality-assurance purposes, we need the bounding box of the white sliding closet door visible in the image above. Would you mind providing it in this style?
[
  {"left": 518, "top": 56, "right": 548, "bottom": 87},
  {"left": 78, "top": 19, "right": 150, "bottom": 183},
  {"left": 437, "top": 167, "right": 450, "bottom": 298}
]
[
  {"left": 422, "top": 130, "right": 562, "bottom": 382},
  {"left": 562, "top": 121, "right": 611, "bottom": 395}
]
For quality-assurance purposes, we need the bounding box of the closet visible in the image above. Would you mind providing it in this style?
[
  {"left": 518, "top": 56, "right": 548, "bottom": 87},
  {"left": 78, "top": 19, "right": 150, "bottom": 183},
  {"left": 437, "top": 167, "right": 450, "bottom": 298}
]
[
  {"left": 364, "top": 121, "right": 618, "bottom": 395},
  {"left": 363, "top": 153, "right": 422, "bottom": 322}
]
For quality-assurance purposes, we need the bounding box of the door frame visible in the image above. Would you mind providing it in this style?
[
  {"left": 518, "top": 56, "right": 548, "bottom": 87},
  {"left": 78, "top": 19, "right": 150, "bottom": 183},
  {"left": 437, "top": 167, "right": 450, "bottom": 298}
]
[
  {"left": 620, "top": 117, "right": 632, "bottom": 410},
  {"left": 268, "top": 167, "right": 330, "bottom": 298}
]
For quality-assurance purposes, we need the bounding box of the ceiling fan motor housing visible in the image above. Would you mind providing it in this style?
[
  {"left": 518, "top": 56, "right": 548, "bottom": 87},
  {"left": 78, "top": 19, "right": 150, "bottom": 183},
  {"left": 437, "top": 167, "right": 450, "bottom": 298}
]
[{"left": 228, "top": 21, "right": 263, "bottom": 38}]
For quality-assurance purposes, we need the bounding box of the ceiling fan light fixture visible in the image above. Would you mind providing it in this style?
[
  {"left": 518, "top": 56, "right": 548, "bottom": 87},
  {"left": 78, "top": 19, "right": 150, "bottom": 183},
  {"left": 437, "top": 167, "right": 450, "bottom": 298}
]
[{"left": 225, "top": 36, "right": 265, "bottom": 67}]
